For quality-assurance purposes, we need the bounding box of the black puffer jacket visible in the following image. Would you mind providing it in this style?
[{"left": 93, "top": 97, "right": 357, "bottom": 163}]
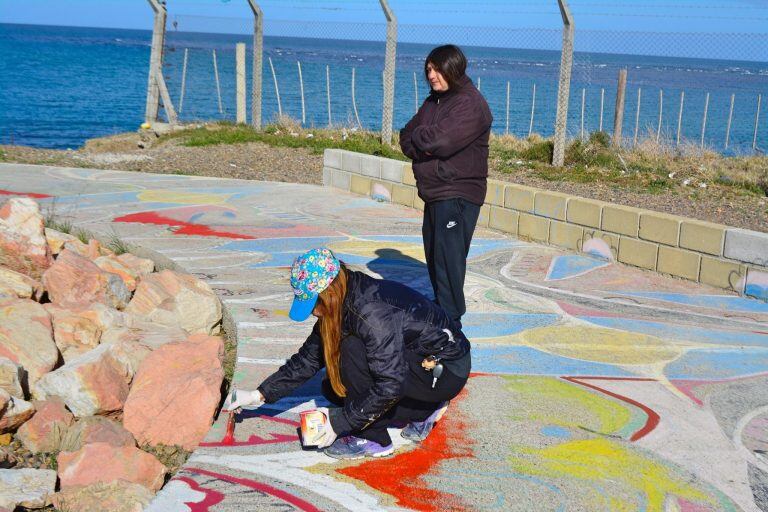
[
  {"left": 399, "top": 74, "right": 492, "bottom": 206},
  {"left": 258, "top": 270, "right": 470, "bottom": 434}
]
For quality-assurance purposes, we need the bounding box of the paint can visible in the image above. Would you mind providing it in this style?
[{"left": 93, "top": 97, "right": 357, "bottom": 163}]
[{"left": 299, "top": 409, "right": 327, "bottom": 446}]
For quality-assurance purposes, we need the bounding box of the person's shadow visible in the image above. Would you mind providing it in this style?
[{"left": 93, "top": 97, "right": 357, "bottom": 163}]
[{"left": 366, "top": 248, "right": 434, "bottom": 300}]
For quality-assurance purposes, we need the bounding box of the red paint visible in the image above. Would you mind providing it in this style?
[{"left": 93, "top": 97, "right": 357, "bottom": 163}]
[
  {"left": 562, "top": 376, "right": 660, "bottom": 441},
  {"left": 199, "top": 414, "right": 300, "bottom": 447},
  {"left": 670, "top": 372, "right": 768, "bottom": 407},
  {"left": 557, "top": 301, "right": 623, "bottom": 318},
  {"left": 0, "top": 189, "right": 52, "bottom": 199},
  {"left": 113, "top": 211, "right": 255, "bottom": 239},
  {"left": 174, "top": 476, "right": 225, "bottom": 511},
  {"left": 678, "top": 497, "right": 717, "bottom": 512},
  {"left": 222, "top": 411, "right": 236, "bottom": 445},
  {"left": 185, "top": 467, "right": 322, "bottom": 512},
  {"left": 338, "top": 389, "right": 473, "bottom": 512}
]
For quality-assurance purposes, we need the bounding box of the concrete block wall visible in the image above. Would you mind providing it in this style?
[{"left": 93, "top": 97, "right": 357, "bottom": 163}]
[{"left": 323, "top": 149, "right": 768, "bottom": 301}]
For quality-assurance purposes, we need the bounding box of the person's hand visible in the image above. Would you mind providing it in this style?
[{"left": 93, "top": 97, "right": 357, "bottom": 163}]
[
  {"left": 421, "top": 358, "right": 437, "bottom": 370},
  {"left": 315, "top": 407, "right": 338, "bottom": 448},
  {"left": 226, "top": 389, "right": 264, "bottom": 412}
]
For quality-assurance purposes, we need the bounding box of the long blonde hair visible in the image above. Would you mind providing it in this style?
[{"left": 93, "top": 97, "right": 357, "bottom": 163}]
[{"left": 315, "top": 264, "right": 348, "bottom": 397}]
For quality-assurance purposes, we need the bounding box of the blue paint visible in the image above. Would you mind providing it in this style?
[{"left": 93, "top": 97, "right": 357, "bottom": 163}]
[
  {"left": 546, "top": 255, "right": 610, "bottom": 281},
  {"left": 665, "top": 347, "right": 768, "bottom": 379},
  {"left": 581, "top": 316, "right": 768, "bottom": 348},
  {"left": 614, "top": 291, "right": 768, "bottom": 314},
  {"left": 463, "top": 313, "right": 560, "bottom": 339},
  {"left": 541, "top": 425, "right": 572, "bottom": 439},
  {"left": 472, "top": 345, "right": 633, "bottom": 377},
  {"left": 745, "top": 284, "right": 768, "bottom": 302}
]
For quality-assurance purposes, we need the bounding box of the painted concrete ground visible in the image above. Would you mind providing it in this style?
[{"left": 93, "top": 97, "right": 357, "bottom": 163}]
[{"left": 2, "top": 162, "right": 768, "bottom": 512}]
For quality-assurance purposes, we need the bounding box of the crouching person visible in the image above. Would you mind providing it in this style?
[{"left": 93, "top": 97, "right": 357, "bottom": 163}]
[{"left": 228, "top": 247, "right": 471, "bottom": 459}]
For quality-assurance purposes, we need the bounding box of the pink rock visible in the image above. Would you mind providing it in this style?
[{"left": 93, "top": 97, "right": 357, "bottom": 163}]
[
  {"left": 42, "top": 249, "right": 130, "bottom": 310},
  {"left": 0, "top": 358, "right": 24, "bottom": 399},
  {"left": 0, "top": 396, "right": 35, "bottom": 433},
  {"left": 62, "top": 239, "right": 112, "bottom": 260},
  {"left": 44, "top": 228, "right": 77, "bottom": 256},
  {"left": 0, "top": 265, "right": 44, "bottom": 301},
  {"left": 31, "top": 343, "right": 131, "bottom": 417},
  {"left": 0, "top": 198, "right": 53, "bottom": 279},
  {"left": 45, "top": 303, "right": 127, "bottom": 362},
  {"left": 0, "top": 298, "right": 58, "bottom": 384},
  {"left": 60, "top": 416, "right": 136, "bottom": 452},
  {"left": 52, "top": 480, "right": 153, "bottom": 512},
  {"left": 101, "top": 322, "right": 189, "bottom": 352},
  {"left": 16, "top": 397, "right": 74, "bottom": 454},
  {"left": 123, "top": 334, "right": 224, "bottom": 450},
  {"left": 125, "top": 270, "right": 221, "bottom": 334},
  {"left": 115, "top": 253, "right": 154, "bottom": 278},
  {"left": 57, "top": 442, "right": 167, "bottom": 492},
  {"left": 94, "top": 255, "right": 138, "bottom": 291}
]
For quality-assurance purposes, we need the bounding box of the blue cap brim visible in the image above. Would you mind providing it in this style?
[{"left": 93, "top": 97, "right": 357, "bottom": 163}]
[{"left": 289, "top": 294, "right": 318, "bottom": 322}]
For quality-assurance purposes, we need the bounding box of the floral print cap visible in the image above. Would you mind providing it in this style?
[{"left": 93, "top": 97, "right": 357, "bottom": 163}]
[{"left": 288, "top": 247, "right": 341, "bottom": 322}]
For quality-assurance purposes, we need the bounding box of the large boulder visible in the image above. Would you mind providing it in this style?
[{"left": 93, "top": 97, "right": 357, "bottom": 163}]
[
  {"left": 62, "top": 239, "right": 112, "bottom": 260},
  {"left": 42, "top": 249, "right": 130, "bottom": 310},
  {"left": 125, "top": 270, "right": 221, "bottom": 334},
  {"left": 116, "top": 253, "right": 154, "bottom": 278},
  {"left": 45, "top": 303, "right": 127, "bottom": 362},
  {"left": 0, "top": 396, "right": 35, "bottom": 433},
  {"left": 94, "top": 256, "right": 139, "bottom": 291},
  {"left": 32, "top": 343, "right": 132, "bottom": 417},
  {"left": 101, "top": 322, "right": 189, "bottom": 352},
  {"left": 0, "top": 390, "right": 8, "bottom": 418},
  {"left": 52, "top": 480, "right": 153, "bottom": 512},
  {"left": 0, "top": 198, "right": 53, "bottom": 279},
  {"left": 0, "top": 298, "right": 58, "bottom": 385},
  {"left": 0, "top": 266, "right": 43, "bottom": 301},
  {"left": 0, "top": 468, "right": 57, "bottom": 509},
  {"left": 44, "top": 227, "right": 77, "bottom": 256},
  {"left": 0, "top": 358, "right": 25, "bottom": 399},
  {"left": 16, "top": 397, "right": 74, "bottom": 454},
  {"left": 60, "top": 416, "right": 135, "bottom": 452},
  {"left": 123, "top": 334, "right": 224, "bottom": 450},
  {"left": 57, "top": 442, "right": 167, "bottom": 492}
]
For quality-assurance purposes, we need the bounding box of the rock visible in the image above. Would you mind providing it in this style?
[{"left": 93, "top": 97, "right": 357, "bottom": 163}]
[
  {"left": 16, "top": 398, "right": 74, "bottom": 454},
  {"left": 60, "top": 416, "right": 135, "bottom": 452},
  {"left": 0, "top": 468, "right": 57, "bottom": 509},
  {"left": 0, "top": 358, "right": 24, "bottom": 399},
  {"left": 125, "top": 270, "right": 221, "bottom": 334},
  {"left": 0, "top": 266, "right": 43, "bottom": 301},
  {"left": 102, "top": 321, "right": 189, "bottom": 352},
  {"left": 58, "top": 442, "right": 167, "bottom": 492},
  {"left": 0, "top": 391, "right": 8, "bottom": 418},
  {"left": 0, "top": 198, "right": 53, "bottom": 279},
  {"left": 0, "top": 298, "right": 58, "bottom": 385},
  {"left": 123, "top": 334, "right": 224, "bottom": 450},
  {"left": 31, "top": 343, "right": 132, "bottom": 417},
  {"left": 116, "top": 253, "right": 154, "bottom": 278},
  {"left": 63, "top": 239, "right": 112, "bottom": 260},
  {"left": 94, "top": 255, "right": 138, "bottom": 291},
  {"left": 44, "top": 227, "right": 77, "bottom": 256},
  {"left": 0, "top": 396, "right": 35, "bottom": 433},
  {"left": 42, "top": 249, "right": 131, "bottom": 310},
  {"left": 52, "top": 480, "right": 153, "bottom": 512},
  {"left": 45, "top": 303, "right": 127, "bottom": 362}
]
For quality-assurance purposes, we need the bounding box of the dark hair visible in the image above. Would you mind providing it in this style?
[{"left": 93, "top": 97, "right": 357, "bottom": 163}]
[{"left": 424, "top": 45, "right": 467, "bottom": 89}]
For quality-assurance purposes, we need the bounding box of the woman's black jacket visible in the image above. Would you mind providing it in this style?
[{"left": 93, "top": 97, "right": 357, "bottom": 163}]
[{"left": 258, "top": 269, "right": 470, "bottom": 435}]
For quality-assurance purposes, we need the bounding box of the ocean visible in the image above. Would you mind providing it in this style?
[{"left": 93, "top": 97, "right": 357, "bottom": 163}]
[{"left": 1, "top": 23, "right": 766, "bottom": 153}]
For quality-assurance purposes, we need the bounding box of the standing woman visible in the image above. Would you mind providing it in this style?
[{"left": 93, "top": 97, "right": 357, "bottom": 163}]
[
  {"left": 400, "top": 45, "right": 492, "bottom": 328},
  {"left": 229, "top": 248, "right": 471, "bottom": 459}
]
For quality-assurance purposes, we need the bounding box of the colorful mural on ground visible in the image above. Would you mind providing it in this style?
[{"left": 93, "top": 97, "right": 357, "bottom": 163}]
[{"left": 1, "top": 163, "right": 767, "bottom": 511}]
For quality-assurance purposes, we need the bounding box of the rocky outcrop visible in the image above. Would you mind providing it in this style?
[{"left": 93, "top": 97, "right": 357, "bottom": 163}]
[
  {"left": 0, "top": 266, "right": 43, "bottom": 301},
  {"left": 42, "top": 249, "right": 130, "bottom": 310},
  {"left": 123, "top": 334, "right": 224, "bottom": 450},
  {"left": 45, "top": 303, "right": 126, "bottom": 362},
  {"left": 0, "top": 396, "right": 34, "bottom": 433},
  {"left": 57, "top": 443, "right": 167, "bottom": 492},
  {"left": 0, "top": 198, "right": 53, "bottom": 279},
  {"left": 44, "top": 228, "right": 77, "bottom": 256},
  {"left": 0, "top": 358, "right": 25, "bottom": 399},
  {"left": 0, "top": 468, "right": 57, "bottom": 509},
  {"left": 60, "top": 416, "right": 135, "bottom": 452},
  {"left": 0, "top": 298, "right": 58, "bottom": 385},
  {"left": 53, "top": 480, "right": 153, "bottom": 512},
  {"left": 16, "top": 398, "right": 74, "bottom": 454}
]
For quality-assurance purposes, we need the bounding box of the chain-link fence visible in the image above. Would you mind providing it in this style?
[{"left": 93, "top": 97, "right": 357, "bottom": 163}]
[{"left": 149, "top": 1, "right": 768, "bottom": 155}]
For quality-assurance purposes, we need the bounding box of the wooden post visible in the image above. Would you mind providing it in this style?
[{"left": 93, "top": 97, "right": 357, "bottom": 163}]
[
  {"left": 580, "top": 88, "right": 586, "bottom": 141},
  {"left": 477, "top": 77, "right": 481, "bottom": 93},
  {"left": 268, "top": 56, "right": 282, "bottom": 117},
  {"left": 246, "top": 0, "right": 263, "bottom": 128},
  {"left": 378, "top": 0, "right": 397, "bottom": 144},
  {"left": 677, "top": 91, "right": 685, "bottom": 146},
  {"left": 352, "top": 67, "right": 362, "bottom": 130},
  {"left": 553, "top": 0, "right": 574, "bottom": 166},
  {"left": 213, "top": 50, "right": 224, "bottom": 115},
  {"left": 326, "top": 65, "right": 332, "bottom": 127},
  {"left": 145, "top": 0, "right": 172, "bottom": 124},
  {"left": 754, "top": 94, "right": 762, "bottom": 151},
  {"left": 236, "top": 43, "right": 247, "bottom": 124},
  {"left": 599, "top": 88, "right": 605, "bottom": 132},
  {"left": 612, "top": 69, "right": 627, "bottom": 147},
  {"left": 413, "top": 72, "right": 419, "bottom": 114},
  {"left": 178, "top": 48, "right": 188, "bottom": 115},
  {"left": 633, "top": 87, "right": 642, "bottom": 146},
  {"left": 297, "top": 61, "right": 306, "bottom": 125},
  {"left": 725, "top": 93, "right": 735, "bottom": 150},
  {"left": 700, "top": 92, "right": 710, "bottom": 149},
  {"left": 657, "top": 89, "right": 663, "bottom": 143},
  {"left": 506, "top": 81, "right": 511, "bottom": 135},
  {"left": 529, "top": 83, "right": 537, "bottom": 137}
]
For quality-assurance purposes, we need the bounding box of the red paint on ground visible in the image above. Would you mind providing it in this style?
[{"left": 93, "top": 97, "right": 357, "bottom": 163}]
[
  {"left": 113, "top": 211, "right": 255, "bottom": 239},
  {"left": 557, "top": 301, "right": 623, "bottom": 318},
  {"left": 186, "top": 467, "right": 322, "bottom": 512},
  {"left": 670, "top": 372, "right": 768, "bottom": 407},
  {"left": 678, "top": 497, "right": 717, "bottom": 512},
  {"left": 337, "top": 389, "right": 473, "bottom": 512},
  {"left": 0, "top": 189, "right": 52, "bottom": 199},
  {"left": 563, "top": 376, "right": 660, "bottom": 441},
  {"left": 199, "top": 413, "right": 301, "bottom": 447},
  {"left": 174, "top": 476, "right": 225, "bottom": 511}
]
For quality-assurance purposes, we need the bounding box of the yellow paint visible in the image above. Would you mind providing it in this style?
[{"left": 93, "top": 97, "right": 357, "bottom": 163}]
[
  {"left": 328, "top": 239, "right": 425, "bottom": 263},
  {"left": 138, "top": 190, "right": 232, "bottom": 205},
  {"left": 509, "top": 438, "right": 716, "bottom": 512}
]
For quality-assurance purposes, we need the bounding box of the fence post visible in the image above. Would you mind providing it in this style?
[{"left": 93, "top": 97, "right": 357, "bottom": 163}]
[
  {"left": 298, "top": 61, "right": 306, "bottom": 125},
  {"left": 677, "top": 91, "right": 685, "bottom": 146},
  {"left": 580, "top": 88, "right": 585, "bottom": 141},
  {"left": 700, "top": 92, "right": 709, "bottom": 149},
  {"left": 236, "top": 44, "right": 247, "bottom": 124},
  {"left": 477, "top": 77, "right": 481, "bottom": 93},
  {"left": 613, "top": 69, "right": 627, "bottom": 147},
  {"left": 352, "top": 68, "right": 362, "bottom": 130},
  {"left": 599, "top": 88, "right": 605, "bottom": 132},
  {"left": 268, "top": 56, "right": 282, "bottom": 118},
  {"left": 506, "top": 81, "right": 511, "bottom": 135},
  {"left": 754, "top": 94, "right": 762, "bottom": 151},
  {"left": 529, "top": 83, "right": 537, "bottom": 137},
  {"left": 413, "top": 72, "right": 419, "bottom": 114},
  {"left": 552, "top": 0, "right": 574, "bottom": 166},
  {"left": 633, "top": 87, "right": 641, "bottom": 146},
  {"left": 145, "top": 0, "right": 173, "bottom": 124},
  {"left": 378, "top": 0, "right": 397, "bottom": 144},
  {"left": 246, "top": 0, "right": 264, "bottom": 129},
  {"left": 179, "top": 48, "right": 188, "bottom": 115},
  {"left": 326, "top": 65, "right": 332, "bottom": 127},
  {"left": 657, "top": 89, "right": 663, "bottom": 143},
  {"left": 725, "top": 93, "right": 735, "bottom": 150},
  {"left": 212, "top": 50, "right": 224, "bottom": 115}
]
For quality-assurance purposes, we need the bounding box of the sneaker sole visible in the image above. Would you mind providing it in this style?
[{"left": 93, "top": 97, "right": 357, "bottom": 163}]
[{"left": 325, "top": 447, "right": 395, "bottom": 460}]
